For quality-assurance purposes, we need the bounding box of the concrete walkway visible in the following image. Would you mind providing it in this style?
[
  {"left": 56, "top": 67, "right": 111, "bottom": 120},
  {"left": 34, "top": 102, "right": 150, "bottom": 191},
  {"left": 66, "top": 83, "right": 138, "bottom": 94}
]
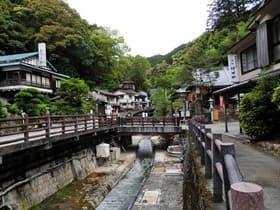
[{"left": 206, "top": 122, "right": 280, "bottom": 210}]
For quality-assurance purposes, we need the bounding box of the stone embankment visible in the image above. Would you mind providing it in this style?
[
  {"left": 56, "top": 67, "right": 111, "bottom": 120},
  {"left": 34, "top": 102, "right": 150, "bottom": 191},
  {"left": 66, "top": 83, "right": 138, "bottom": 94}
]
[{"left": 32, "top": 152, "right": 136, "bottom": 209}]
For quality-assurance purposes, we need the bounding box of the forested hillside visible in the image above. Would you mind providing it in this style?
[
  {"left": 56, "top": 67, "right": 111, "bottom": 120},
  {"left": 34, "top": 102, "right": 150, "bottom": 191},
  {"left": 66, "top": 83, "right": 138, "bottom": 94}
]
[
  {"left": 148, "top": 0, "right": 262, "bottom": 115},
  {"left": 0, "top": 0, "right": 149, "bottom": 91},
  {"left": 148, "top": 0, "right": 262, "bottom": 89}
]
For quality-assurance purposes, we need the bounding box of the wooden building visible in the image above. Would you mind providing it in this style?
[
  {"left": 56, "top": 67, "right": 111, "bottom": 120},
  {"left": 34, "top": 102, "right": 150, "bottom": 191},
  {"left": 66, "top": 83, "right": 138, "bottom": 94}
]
[{"left": 0, "top": 43, "right": 69, "bottom": 102}]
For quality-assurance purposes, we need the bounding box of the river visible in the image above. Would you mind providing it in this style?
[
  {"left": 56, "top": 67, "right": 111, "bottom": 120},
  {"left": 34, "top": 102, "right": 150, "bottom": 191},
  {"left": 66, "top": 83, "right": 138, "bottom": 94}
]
[{"left": 96, "top": 138, "right": 154, "bottom": 210}]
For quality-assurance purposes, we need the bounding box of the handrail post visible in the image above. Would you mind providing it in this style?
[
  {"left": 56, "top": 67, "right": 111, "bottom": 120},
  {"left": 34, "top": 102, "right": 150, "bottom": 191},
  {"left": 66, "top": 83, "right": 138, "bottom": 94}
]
[
  {"left": 75, "top": 115, "right": 78, "bottom": 132},
  {"left": 62, "top": 116, "right": 65, "bottom": 134},
  {"left": 205, "top": 128, "right": 212, "bottom": 179},
  {"left": 46, "top": 114, "right": 51, "bottom": 138},
  {"left": 221, "top": 142, "right": 235, "bottom": 210},
  {"left": 200, "top": 125, "right": 205, "bottom": 165},
  {"left": 84, "top": 115, "right": 87, "bottom": 131},
  {"left": 213, "top": 133, "right": 223, "bottom": 202},
  {"left": 23, "top": 114, "right": 29, "bottom": 142}
]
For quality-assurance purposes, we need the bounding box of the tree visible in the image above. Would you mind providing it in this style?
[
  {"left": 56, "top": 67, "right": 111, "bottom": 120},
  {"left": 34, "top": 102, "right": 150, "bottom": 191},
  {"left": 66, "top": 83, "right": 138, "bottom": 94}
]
[
  {"left": 0, "top": 100, "right": 8, "bottom": 118},
  {"left": 272, "top": 85, "right": 280, "bottom": 109},
  {"left": 207, "top": 0, "right": 262, "bottom": 31},
  {"left": 14, "top": 88, "right": 51, "bottom": 116},
  {"left": 55, "top": 78, "right": 93, "bottom": 114},
  {"left": 128, "top": 55, "right": 151, "bottom": 91},
  {"left": 240, "top": 78, "right": 280, "bottom": 139},
  {"left": 151, "top": 88, "right": 171, "bottom": 116}
]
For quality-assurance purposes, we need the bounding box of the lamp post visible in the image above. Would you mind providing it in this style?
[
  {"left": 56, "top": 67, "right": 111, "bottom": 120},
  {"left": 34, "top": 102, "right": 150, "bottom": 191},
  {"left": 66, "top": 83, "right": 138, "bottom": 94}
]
[{"left": 208, "top": 97, "right": 214, "bottom": 122}]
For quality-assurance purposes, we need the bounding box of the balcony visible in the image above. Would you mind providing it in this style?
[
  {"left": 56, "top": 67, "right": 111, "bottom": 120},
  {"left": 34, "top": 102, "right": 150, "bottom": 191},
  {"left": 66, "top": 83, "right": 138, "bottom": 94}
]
[{"left": 0, "top": 79, "right": 51, "bottom": 90}]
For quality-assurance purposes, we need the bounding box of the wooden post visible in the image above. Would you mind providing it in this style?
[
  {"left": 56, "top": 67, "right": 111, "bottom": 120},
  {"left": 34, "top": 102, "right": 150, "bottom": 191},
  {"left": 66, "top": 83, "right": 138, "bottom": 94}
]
[
  {"left": 231, "top": 182, "right": 264, "bottom": 210},
  {"left": 84, "top": 115, "right": 87, "bottom": 131},
  {"left": 75, "top": 115, "right": 78, "bottom": 132},
  {"left": 23, "top": 114, "right": 29, "bottom": 142},
  {"left": 200, "top": 125, "right": 205, "bottom": 165},
  {"left": 46, "top": 114, "right": 51, "bottom": 138},
  {"left": 205, "top": 128, "right": 212, "bottom": 179},
  {"left": 62, "top": 116, "right": 65, "bottom": 134}
]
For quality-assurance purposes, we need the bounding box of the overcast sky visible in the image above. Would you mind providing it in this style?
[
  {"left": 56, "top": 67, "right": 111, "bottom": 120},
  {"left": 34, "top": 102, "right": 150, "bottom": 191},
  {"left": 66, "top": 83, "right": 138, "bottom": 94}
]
[{"left": 66, "top": 0, "right": 212, "bottom": 57}]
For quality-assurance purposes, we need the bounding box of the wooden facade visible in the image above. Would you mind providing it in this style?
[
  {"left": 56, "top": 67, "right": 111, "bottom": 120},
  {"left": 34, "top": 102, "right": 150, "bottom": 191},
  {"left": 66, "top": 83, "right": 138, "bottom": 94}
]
[{"left": 0, "top": 50, "right": 69, "bottom": 101}]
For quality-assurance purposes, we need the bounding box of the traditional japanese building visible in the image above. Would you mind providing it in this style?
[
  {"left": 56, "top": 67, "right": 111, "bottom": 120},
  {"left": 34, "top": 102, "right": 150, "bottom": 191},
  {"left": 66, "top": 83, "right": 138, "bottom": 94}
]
[{"left": 0, "top": 43, "right": 69, "bottom": 102}]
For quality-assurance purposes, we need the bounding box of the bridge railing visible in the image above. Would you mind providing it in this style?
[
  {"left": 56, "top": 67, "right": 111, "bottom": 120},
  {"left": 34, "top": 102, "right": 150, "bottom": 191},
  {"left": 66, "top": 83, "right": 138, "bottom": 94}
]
[
  {"left": 0, "top": 114, "right": 119, "bottom": 146},
  {"left": 0, "top": 115, "right": 181, "bottom": 146},
  {"left": 119, "top": 116, "right": 179, "bottom": 127},
  {"left": 189, "top": 119, "right": 264, "bottom": 210}
]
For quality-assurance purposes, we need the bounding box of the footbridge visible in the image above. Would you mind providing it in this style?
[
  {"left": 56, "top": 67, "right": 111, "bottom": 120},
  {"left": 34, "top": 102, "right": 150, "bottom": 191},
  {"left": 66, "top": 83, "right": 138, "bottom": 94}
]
[{"left": 0, "top": 114, "right": 183, "bottom": 155}]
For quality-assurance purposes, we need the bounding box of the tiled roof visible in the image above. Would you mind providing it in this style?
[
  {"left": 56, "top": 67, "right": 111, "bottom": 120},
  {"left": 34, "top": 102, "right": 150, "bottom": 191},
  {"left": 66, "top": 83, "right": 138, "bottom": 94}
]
[{"left": 0, "top": 52, "right": 38, "bottom": 64}]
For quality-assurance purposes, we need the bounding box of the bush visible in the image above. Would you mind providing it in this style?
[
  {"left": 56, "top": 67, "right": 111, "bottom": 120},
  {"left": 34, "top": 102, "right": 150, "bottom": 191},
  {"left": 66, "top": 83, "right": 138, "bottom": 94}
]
[
  {"left": 0, "top": 100, "right": 8, "bottom": 118},
  {"left": 240, "top": 77, "right": 280, "bottom": 140},
  {"left": 272, "top": 85, "right": 280, "bottom": 108}
]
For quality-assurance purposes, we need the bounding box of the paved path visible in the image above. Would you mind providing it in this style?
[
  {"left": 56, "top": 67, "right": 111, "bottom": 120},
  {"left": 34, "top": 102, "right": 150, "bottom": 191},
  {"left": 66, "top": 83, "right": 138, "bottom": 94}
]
[
  {"left": 133, "top": 150, "right": 183, "bottom": 210},
  {"left": 206, "top": 122, "right": 280, "bottom": 210}
]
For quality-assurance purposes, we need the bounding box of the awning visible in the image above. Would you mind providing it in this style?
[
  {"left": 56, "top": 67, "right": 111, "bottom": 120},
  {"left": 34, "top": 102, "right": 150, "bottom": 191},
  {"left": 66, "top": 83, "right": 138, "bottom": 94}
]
[{"left": 212, "top": 80, "right": 255, "bottom": 95}]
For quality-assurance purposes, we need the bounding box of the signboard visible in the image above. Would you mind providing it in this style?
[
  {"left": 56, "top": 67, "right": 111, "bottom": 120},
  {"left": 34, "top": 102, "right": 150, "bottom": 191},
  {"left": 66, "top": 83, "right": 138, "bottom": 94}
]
[
  {"left": 219, "top": 95, "right": 224, "bottom": 109},
  {"left": 38, "top": 43, "right": 47, "bottom": 67}
]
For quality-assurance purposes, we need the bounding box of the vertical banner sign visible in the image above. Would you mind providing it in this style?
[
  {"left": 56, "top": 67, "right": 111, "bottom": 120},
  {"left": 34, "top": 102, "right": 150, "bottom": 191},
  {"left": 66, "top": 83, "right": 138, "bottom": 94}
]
[
  {"left": 219, "top": 95, "right": 224, "bottom": 109},
  {"left": 38, "top": 42, "right": 47, "bottom": 67}
]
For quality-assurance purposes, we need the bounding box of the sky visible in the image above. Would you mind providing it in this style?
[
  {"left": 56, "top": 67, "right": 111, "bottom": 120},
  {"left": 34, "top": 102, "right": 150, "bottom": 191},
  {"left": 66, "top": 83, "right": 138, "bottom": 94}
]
[{"left": 66, "top": 0, "right": 212, "bottom": 57}]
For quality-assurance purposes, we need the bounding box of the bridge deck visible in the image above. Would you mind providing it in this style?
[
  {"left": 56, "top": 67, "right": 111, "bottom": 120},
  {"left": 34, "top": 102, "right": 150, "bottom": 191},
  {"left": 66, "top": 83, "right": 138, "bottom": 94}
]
[{"left": 0, "top": 115, "right": 182, "bottom": 155}]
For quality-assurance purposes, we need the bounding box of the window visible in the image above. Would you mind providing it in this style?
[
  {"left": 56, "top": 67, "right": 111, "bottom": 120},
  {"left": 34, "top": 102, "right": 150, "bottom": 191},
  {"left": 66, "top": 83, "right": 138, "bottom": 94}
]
[
  {"left": 36, "top": 75, "right": 41, "bottom": 85},
  {"left": 26, "top": 73, "right": 31, "bottom": 82},
  {"left": 55, "top": 80, "right": 61, "bottom": 88},
  {"left": 241, "top": 45, "right": 258, "bottom": 74},
  {"left": 272, "top": 16, "right": 280, "bottom": 62},
  {"left": 32, "top": 74, "right": 36, "bottom": 83}
]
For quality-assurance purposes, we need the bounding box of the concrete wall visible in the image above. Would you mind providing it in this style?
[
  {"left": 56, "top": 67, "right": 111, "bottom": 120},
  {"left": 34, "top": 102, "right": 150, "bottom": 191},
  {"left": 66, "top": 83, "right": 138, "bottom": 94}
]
[{"left": 1, "top": 148, "right": 97, "bottom": 210}]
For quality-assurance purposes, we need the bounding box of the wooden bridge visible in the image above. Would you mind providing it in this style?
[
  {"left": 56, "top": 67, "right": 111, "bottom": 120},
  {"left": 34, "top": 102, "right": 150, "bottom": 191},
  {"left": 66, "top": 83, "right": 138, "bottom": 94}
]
[{"left": 0, "top": 114, "right": 182, "bottom": 155}]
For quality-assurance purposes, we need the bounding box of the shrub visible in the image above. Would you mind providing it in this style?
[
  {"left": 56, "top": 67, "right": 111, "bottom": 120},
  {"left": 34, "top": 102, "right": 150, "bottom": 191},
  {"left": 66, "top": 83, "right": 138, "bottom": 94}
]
[
  {"left": 240, "top": 77, "right": 280, "bottom": 140},
  {"left": 0, "top": 100, "right": 8, "bottom": 118},
  {"left": 272, "top": 85, "right": 280, "bottom": 108}
]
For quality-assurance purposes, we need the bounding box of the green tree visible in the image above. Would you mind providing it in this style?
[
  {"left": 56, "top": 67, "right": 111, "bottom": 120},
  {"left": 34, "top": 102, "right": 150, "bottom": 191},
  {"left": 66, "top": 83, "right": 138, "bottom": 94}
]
[
  {"left": 14, "top": 88, "right": 51, "bottom": 116},
  {"left": 272, "top": 85, "right": 280, "bottom": 108},
  {"left": 55, "top": 78, "right": 93, "bottom": 114},
  {"left": 207, "top": 0, "right": 262, "bottom": 31},
  {"left": 0, "top": 100, "right": 8, "bottom": 118},
  {"left": 151, "top": 88, "right": 171, "bottom": 116},
  {"left": 240, "top": 78, "right": 280, "bottom": 139},
  {"left": 128, "top": 55, "right": 151, "bottom": 91}
]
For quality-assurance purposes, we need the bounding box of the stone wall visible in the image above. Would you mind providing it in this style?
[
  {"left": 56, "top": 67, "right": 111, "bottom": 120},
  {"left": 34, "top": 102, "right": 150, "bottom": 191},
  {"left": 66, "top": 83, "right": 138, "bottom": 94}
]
[
  {"left": 183, "top": 141, "right": 212, "bottom": 210},
  {"left": 1, "top": 148, "right": 97, "bottom": 210}
]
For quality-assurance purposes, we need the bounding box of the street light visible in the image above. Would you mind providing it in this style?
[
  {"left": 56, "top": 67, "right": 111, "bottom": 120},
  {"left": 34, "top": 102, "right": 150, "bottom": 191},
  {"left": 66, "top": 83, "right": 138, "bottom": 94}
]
[{"left": 208, "top": 97, "right": 214, "bottom": 122}]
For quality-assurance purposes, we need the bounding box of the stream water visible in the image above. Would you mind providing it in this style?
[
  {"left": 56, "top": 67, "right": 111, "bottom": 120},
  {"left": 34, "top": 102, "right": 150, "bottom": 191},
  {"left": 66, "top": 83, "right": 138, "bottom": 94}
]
[{"left": 96, "top": 139, "right": 153, "bottom": 210}]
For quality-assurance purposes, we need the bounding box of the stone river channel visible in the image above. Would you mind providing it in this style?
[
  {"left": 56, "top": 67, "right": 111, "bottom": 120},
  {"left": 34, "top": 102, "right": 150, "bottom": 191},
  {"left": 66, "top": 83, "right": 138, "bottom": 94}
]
[{"left": 96, "top": 139, "right": 154, "bottom": 210}]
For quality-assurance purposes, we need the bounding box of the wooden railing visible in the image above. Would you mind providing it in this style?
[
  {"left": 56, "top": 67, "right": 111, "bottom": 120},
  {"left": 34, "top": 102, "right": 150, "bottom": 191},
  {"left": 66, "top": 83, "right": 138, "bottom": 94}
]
[
  {"left": 0, "top": 114, "right": 179, "bottom": 147},
  {"left": 119, "top": 116, "right": 179, "bottom": 127},
  {"left": 189, "top": 119, "right": 264, "bottom": 210},
  {"left": 0, "top": 114, "right": 119, "bottom": 146}
]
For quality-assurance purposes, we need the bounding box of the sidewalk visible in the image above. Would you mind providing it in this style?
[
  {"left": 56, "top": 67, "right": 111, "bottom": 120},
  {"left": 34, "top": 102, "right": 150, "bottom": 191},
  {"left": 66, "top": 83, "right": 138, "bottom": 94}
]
[{"left": 206, "top": 122, "right": 280, "bottom": 210}]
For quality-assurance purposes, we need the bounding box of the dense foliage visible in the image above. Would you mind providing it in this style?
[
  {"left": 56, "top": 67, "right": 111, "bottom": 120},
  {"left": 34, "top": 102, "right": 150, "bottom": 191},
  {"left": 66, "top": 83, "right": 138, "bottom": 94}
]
[
  {"left": 14, "top": 88, "right": 51, "bottom": 116},
  {"left": 0, "top": 101, "right": 8, "bottom": 118},
  {"left": 207, "top": 0, "right": 262, "bottom": 31},
  {"left": 272, "top": 85, "right": 280, "bottom": 108},
  {"left": 0, "top": 0, "right": 150, "bottom": 91},
  {"left": 240, "top": 78, "right": 280, "bottom": 140},
  {"left": 148, "top": 0, "right": 262, "bottom": 115},
  {"left": 55, "top": 78, "right": 93, "bottom": 114}
]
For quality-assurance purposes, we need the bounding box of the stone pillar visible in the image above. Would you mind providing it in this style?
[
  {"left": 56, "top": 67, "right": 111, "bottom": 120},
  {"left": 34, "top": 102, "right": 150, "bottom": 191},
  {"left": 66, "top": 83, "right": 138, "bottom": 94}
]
[{"left": 231, "top": 182, "right": 264, "bottom": 210}]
